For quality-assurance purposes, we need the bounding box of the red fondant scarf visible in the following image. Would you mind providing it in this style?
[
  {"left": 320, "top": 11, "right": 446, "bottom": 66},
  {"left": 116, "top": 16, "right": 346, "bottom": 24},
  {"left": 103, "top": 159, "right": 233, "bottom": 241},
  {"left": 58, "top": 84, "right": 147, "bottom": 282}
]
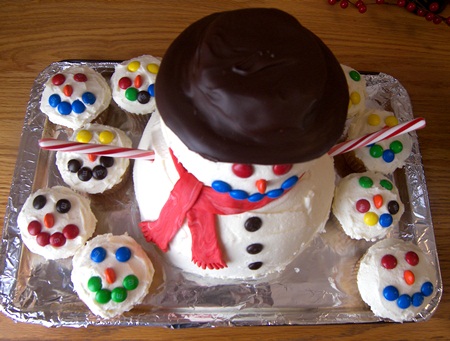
[{"left": 139, "top": 150, "right": 285, "bottom": 270}]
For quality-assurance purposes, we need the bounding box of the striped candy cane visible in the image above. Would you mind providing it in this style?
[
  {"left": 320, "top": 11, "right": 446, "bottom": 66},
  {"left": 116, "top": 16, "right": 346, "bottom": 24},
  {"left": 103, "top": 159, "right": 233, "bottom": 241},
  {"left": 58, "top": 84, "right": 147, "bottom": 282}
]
[
  {"left": 328, "top": 117, "right": 426, "bottom": 157},
  {"left": 39, "top": 117, "right": 425, "bottom": 161},
  {"left": 38, "top": 138, "right": 156, "bottom": 161}
]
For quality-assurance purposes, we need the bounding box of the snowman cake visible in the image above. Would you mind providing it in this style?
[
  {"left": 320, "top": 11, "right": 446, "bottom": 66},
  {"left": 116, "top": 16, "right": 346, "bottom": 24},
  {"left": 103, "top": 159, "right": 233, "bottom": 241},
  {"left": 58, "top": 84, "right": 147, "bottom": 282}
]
[
  {"left": 17, "top": 186, "right": 97, "bottom": 259},
  {"left": 134, "top": 8, "right": 349, "bottom": 279}
]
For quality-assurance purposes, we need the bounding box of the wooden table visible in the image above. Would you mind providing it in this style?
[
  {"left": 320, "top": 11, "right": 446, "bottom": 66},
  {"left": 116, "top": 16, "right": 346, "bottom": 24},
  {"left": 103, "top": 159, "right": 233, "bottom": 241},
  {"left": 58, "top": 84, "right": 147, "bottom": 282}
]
[{"left": 0, "top": 1, "right": 449, "bottom": 339}]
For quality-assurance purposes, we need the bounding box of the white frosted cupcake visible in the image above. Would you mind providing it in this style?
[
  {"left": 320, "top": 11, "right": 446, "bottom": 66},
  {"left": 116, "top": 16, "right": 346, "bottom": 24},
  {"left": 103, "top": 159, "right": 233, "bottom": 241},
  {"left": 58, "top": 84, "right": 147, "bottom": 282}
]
[
  {"left": 357, "top": 238, "right": 438, "bottom": 322},
  {"left": 110, "top": 55, "right": 160, "bottom": 116},
  {"left": 17, "top": 186, "right": 97, "bottom": 259},
  {"left": 345, "top": 109, "right": 413, "bottom": 174},
  {"left": 332, "top": 172, "right": 404, "bottom": 241},
  {"left": 71, "top": 234, "right": 154, "bottom": 319},
  {"left": 56, "top": 123, "right": 132, "bottom": 194},
  {"left": 341, "top": 64, "right": 367, "bottom": 118},
  {"left": 40, "top": 66, "right": 111, "bottom": 129}
]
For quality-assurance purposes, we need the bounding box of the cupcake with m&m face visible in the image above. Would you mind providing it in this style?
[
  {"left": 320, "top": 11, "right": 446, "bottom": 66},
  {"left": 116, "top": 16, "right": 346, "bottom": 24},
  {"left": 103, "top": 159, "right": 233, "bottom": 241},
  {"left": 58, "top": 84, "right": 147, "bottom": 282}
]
[
  {"left": 55, "top": 123, "right": 132, "bottom": 194},
  {"left": 71, "top": 233, "right": 154, "bottom": 318},
  {"left": 345, "top": 108, "right": 413, "bottom": 174},
  {"left": 40, "top": 66, "right": 111, "bottom": 130},
  {"left": 357, "top": 238, "right": 438, "bottom": 322},
  {"left": 110, "top": 55, "right": 161, "bottom": 116},
  {"left": 332, "top": 171, "right": 405, "bottom": 242},
  {"left": 17, "top": 186, "right": 97, "bottom": 259}
]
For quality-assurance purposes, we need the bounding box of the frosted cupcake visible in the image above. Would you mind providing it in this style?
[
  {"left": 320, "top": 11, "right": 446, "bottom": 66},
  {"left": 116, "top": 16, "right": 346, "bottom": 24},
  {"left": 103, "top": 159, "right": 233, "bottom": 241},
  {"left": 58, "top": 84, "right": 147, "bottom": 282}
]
[
  {"left": 357, "top": 238, "right": 438, "bottom": 322},
  {"left": 110, "top": 55, "right": 161, "bottom": 116},
  {"left": 56, "top": 123, "right": 132, "bottom": 194},
  {"left": 341, "top": 64, "right": 367, "bottom": 118},
  {"left": 71, "top": 234, "right": 154, "bottom": 319},
  {"left": 40, "top": 66, "right": 111, "bottom": 129},
  {"left": 332, "top": 172, "right": 404, "bottom": 241},
  {"left": 17, "top": 186, "right": 97, "bottom": 259},
  {"left": 345, "top": 109, "right": 413, "bottom": 174}
]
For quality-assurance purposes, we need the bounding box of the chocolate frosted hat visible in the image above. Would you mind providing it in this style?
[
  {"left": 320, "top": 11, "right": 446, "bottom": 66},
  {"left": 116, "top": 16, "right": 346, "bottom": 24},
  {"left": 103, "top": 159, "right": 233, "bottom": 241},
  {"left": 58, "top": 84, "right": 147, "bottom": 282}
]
[{"left": 155, "top": 8, "right": 348, "bottom": 164}]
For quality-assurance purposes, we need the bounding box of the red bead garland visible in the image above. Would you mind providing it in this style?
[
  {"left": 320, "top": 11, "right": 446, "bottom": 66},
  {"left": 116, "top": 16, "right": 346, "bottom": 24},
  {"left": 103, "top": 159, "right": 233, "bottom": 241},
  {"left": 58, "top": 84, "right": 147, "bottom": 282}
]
[{"left": 327, "top": 0, "right": 449, "bottom": 26}]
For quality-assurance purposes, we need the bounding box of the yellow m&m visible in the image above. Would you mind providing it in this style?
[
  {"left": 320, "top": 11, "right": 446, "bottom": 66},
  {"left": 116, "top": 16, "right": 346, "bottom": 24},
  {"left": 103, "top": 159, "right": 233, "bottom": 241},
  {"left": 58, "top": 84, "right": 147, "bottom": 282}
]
[
  {"left": 76, "top": 130, "right": 92, "bottom": 143},
  {"left": 363, "top": 212, "right": 379, "bottom": 226},
  {"left": 350, "top": 91, "right": 361, "bottom": 105},
  {"left": 99, "top": 130, "right": 115, "bottom": 144},
  {"left": 127, "top": 61, "right": 141, "bottom": 72},
  {"left": 385, "top": 115, "right": 399, "bottom": 127},
  {"left": 147, "top": 63, "right": 159, "bottom": 74},
  {"left": 367, "top": 114, "right": 381, "bottom": 126}
]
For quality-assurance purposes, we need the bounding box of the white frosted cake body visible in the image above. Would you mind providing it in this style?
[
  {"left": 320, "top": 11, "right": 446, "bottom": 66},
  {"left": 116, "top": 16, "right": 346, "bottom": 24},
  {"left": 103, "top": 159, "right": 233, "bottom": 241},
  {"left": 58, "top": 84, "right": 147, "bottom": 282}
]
[{"left": 134, "top": 112, "right": 335, "bottom": 279}]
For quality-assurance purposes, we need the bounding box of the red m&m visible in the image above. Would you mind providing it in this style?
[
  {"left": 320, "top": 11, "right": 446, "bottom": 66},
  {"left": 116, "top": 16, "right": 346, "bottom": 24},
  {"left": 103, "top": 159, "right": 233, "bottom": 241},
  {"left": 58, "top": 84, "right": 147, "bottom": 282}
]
[
  {"left": 52, "top": 73, "right": 66, "bottom": 85},
  {"left": 74, "top": 73, "right": 87, "bottom": 82},
  {"left": 405, "top": 251, "right": 419, "bottom": 266},
  {"left": 118, "top": 77, "right": 132, "bottom": 90},
  {"left": 356, "top": 199, "right": 370, "bottom": 213},
  {"left": 381, "top": 254, "right": 397, "bottom": 269}
]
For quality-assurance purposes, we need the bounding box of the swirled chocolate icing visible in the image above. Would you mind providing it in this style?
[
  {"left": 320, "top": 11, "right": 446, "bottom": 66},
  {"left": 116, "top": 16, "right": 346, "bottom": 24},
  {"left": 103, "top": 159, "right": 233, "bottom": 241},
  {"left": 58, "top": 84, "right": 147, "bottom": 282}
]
[{"left": 155, "top": 8, "right": 348, "bottom": 164}]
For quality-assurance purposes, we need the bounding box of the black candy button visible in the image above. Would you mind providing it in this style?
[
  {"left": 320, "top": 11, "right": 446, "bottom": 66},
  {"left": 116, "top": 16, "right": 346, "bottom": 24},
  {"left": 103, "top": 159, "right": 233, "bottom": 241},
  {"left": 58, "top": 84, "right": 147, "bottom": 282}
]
[
  {"left": 92, "top": 165, "right": 108, "bottom": 180},
  {"left": 137, "top": 91, "right": 150, "bottom": 104},
  {"left": 100, "top": 156, "right": 114, "bottom": 168},
  {"left": 248, "top": 262, "right": 263, "bottom": 270},
  {"left": 388, "top": 200, "right": 400, "bottom": 215},
  {"left": 246, "top": 243, "right": 263, "bottom": 254},
  {"left": 67, "top": 159, "right": 81, "bottom": 173},
  {"left": 56, "top": 199, "right": 71, "bottom": 213},
  {"left": 33, "top": 195, "right": 47, "bottom": 210},
  {"left": 78, "top": 167, "right": 93, "bottom": 181},
  {"left": 244, "top": 217, "right": 262, "bottom": 232}
]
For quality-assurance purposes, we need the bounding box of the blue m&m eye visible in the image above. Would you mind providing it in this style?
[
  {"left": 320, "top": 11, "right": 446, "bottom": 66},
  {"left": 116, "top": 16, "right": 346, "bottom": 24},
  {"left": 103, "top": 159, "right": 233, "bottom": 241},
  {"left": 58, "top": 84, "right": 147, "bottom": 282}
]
[
  {"left": 90, "top": 246, "right": 107, "bottom": 263},
  {"left": 115, "top": 246, "right": 131, "bottom": 262}
]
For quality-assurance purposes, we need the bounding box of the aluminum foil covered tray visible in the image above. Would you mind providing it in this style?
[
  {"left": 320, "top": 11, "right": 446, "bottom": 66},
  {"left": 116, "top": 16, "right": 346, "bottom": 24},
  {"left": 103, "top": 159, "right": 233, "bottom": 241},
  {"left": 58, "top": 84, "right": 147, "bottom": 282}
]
[{"left": 0, "top": 61, "right": 442, "bottom": 327}]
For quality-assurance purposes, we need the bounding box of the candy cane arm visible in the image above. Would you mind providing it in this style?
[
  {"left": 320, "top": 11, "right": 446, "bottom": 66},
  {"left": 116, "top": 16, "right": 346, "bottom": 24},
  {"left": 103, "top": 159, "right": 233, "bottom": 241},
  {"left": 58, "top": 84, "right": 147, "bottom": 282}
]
[
  {"left": 328, "top": 117, "right": 426, "bottom": 157},
  {"left": 38, "top": 138, "right": 156, "bottom": 161}
]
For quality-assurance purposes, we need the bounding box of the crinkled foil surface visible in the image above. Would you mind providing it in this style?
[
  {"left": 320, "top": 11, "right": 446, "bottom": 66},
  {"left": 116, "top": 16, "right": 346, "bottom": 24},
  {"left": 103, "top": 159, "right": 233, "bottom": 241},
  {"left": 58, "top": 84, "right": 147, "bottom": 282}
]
[{"left": 0, "top": 61, "right": 442, "bottom": 328}]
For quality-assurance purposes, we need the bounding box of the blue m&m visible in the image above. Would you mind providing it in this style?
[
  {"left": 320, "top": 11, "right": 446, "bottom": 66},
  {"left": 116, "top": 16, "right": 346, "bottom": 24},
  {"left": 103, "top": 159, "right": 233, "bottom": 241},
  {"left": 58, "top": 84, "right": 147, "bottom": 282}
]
[
  {"left": 115, "top": 246, "right": 131, "bottom": 262},
  {"left": 58, "top": 101, "right": 72, "bottom": 115},
  {"left": 82, "top": 92, "right": 96, "bottom": 105},
  {"left": 72, "top": 100, "right": 86, "bottom": 114},
  {"left": 49, "top": 94, "right": 61, "bottom": 108},
  {"left": 91, "top": 247, "right": 107, "bottom": 263},
  {"left": 49, "top": 91, "right": 97, "bottom": 116}
]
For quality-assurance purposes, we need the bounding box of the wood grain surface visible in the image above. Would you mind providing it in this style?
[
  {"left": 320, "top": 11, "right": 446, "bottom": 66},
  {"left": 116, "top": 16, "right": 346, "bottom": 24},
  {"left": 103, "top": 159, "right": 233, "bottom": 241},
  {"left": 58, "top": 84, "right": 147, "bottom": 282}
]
[{"left": 0, "top": 1, "right": 449, "bottom": 340}]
